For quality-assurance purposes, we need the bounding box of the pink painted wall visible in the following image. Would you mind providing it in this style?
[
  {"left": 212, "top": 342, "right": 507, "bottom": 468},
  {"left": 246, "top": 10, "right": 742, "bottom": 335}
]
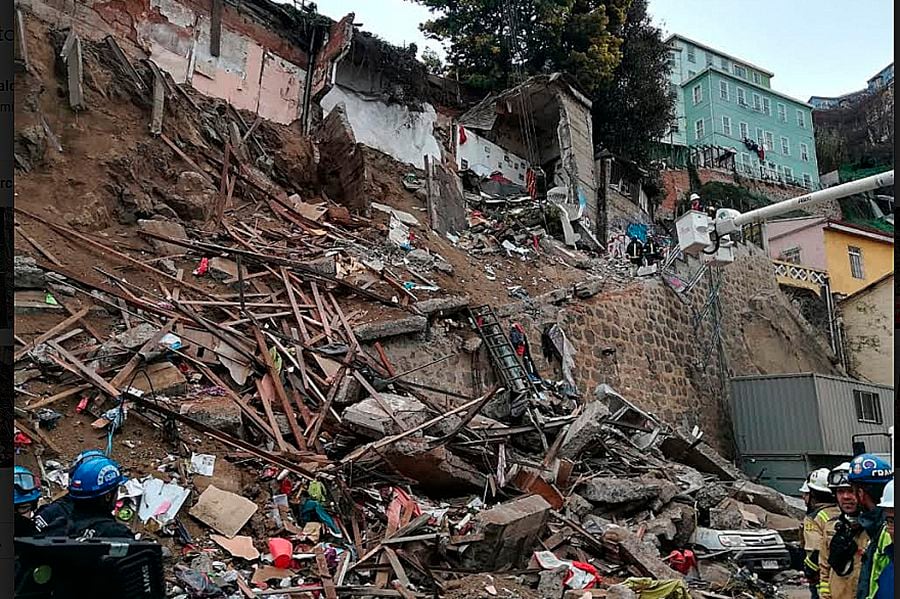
[{"left": 765, "top": 217, "right": 828, "bottom": 270}]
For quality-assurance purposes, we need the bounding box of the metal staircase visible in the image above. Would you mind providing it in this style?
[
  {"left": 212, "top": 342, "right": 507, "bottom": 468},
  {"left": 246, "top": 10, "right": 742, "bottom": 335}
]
[{"left": 468, "top": 305, "right": 540, "bottom": 418}]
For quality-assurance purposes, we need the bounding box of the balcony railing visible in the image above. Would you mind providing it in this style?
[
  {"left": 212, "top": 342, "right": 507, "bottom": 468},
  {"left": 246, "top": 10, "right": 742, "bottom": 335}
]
[{"left": 772, "top": 260, "right": 830, "bottom": 291}]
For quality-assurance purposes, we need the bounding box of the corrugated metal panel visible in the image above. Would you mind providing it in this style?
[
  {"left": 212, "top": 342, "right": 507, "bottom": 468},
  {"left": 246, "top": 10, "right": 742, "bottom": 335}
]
[
  {"left": 813, "top": 375, "right": 894, "bottom": 454},
  {"left": 730, "top": 375, "right": 822, "bottom": 454}
]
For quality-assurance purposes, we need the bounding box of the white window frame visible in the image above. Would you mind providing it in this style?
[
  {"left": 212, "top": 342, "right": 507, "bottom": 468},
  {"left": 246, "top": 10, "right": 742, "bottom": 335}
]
[
  {"left": 782, "top": 165, "right": 793, "bottom": 182},
  {"left": 800, "top": 142, "right": 809, "bottom": 161},
  {"left": 764, "top": 131, "right": 774, "bottom": 150},
  {"left": 722, "top": 115, "right": 732, "bottom": 136},
  {"left": 752, "top": 92, "right": 762, "bottom": 111},
  {"left": 752, "top": 72, "right": 762, "bottom": 84},
  {"left": 687, "top": 46, "right": 696, "bottom": 63},
  {"left": 694, "top": 119, "right": 705, "bottom": 140},
  {"left": 755, "top": 127, "right": 764, "bottom": 146},
  {"left": 737, "top": 87, "right": 747, "bottom": 106},
  {"left": 719, "top": 80, "right": 729, "bottom": 101},
  {"left": 705, "top": 53, "right": 714, "bottom": 66},
  {"left": 720, "top": 57, "right": 729, "bottom": 69},
  {"left": 848, "top": 246, "right": 865, "bottom": 279},
  {"left": 802, "top": 173, "right": 812, "bottom": 188},
  {"left": 777, "top": 102, "right": 787, "bottom": 122},
  {"left": 734, "top": 64, "right": 747, "bottom": 79},
  {"left": 762, "top": 97, "right": 771, "bottom": 116},
  {"left": 780, "top": 246, "right": 802, "bottom": 264},
  {"left": 780, "top": 136, "right": 791, "bottom": 156},
  {"left": 797, "top": 109, "right": 807, "bottom": 128},
  {"left": 739, "top": 122, "right": 749, "bottom": 139},
  {"left": 692, "top": 84, "right": 703, "bottom": 105},
  {"left": 854, "top": 390, "right": 882, "bottom": 424}
]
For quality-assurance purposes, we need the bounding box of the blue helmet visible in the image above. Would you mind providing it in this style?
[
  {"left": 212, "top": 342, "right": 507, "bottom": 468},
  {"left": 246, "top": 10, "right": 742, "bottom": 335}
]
[
  {"left": 69, "top": 449, "right": 107, "bottom": 476},
  {"left": 847, "top": 453, "right": 893, "bottom": 485},
  {"left": 14, "top": 466, "right": 42, "bottom": 506},
  {"left": 69, "top": 456, "right": 126, "bottom": 499}
]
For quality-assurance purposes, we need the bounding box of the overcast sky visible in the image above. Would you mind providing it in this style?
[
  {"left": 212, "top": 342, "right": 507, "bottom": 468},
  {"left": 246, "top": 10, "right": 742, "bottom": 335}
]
[{"left": 307, "top": 0, "right": 893, "bottom": 101}]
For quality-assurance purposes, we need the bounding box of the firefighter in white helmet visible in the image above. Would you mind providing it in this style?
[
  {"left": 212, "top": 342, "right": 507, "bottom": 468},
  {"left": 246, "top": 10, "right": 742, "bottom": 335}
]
[{"left": 802, "top": 468, "right": 840, "bottom": 599}]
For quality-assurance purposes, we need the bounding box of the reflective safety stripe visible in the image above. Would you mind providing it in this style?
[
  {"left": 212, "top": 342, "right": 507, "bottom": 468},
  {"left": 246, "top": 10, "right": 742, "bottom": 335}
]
[
  {"left": 805, "top": 556, "right": 819, "bottom": 569},
  {"left": 817, "top": 510, "right": 832, "bottom": 523}
]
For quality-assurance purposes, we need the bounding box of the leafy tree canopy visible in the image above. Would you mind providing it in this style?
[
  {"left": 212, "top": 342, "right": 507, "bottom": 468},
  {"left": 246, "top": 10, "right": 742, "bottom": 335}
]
[{"left": 412, "top": 0, "right": 630, "bottom": 94}]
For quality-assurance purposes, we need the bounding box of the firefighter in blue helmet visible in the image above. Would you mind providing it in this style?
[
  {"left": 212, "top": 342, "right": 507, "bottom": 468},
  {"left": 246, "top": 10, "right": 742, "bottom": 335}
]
[
  {"left": 14, "top": 466, "right": 42, "bottom": 537},
  {"left": 34, "top": 449, "right": 106, "bottom": 533},
  {"left": 844, "top": 454, "right": 892, "bottom": 599},
  {"left": 38, "top": 454, "right": 133, "bottom": 540}
]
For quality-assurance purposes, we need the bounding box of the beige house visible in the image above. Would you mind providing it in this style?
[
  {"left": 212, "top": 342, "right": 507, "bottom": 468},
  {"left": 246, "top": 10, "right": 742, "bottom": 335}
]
[{"left": 839, "top": 273, "right": 894, "bottom": 386}]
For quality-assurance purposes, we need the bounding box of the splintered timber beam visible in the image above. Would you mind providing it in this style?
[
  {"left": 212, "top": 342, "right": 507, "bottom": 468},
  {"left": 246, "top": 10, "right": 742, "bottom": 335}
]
[{"left": 60, "top": 31, "right": 85, "bottom": 111}]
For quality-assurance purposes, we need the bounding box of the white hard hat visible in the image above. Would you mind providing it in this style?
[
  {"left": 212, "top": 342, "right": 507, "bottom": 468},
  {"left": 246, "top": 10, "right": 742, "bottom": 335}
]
[
  {"left": 690, "top": 193, "right": 700, "bottom": 201},
  {"left": 878, "top": 480, "right": 894, "bottom": 508},
  {"left": 799, "top": 481, "right": 810, "bottom": 493},
  {"left": 808, "top": 468, "right": 833, "bottom": 494},
  {"left": 828, "top": 462, "right": 852, "bottom": 489}
]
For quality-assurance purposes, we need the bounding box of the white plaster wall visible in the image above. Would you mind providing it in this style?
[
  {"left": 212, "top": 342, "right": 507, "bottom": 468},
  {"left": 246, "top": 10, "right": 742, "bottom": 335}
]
[
  {"left": 320, "top": 86, "right": 442, "bottom": 169},
  {"left": 455, "top": 128, "right": 528, "bottom": 184}
]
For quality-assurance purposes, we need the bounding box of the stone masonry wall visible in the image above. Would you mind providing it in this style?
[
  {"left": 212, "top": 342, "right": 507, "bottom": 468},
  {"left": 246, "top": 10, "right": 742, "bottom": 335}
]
[{"left": 376, "top": 245, "right": 842, "bottom": 456}]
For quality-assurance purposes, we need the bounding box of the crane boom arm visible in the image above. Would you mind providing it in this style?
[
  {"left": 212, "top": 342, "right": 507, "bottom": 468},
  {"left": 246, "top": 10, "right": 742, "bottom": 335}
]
[{"left": 717, "top": 170, "right": 894, "bottom": 234}]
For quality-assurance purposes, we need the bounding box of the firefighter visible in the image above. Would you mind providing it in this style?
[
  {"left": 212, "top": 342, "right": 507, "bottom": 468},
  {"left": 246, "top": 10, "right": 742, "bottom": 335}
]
[
  {"left": 819, "top": 462, "right": 865, "bottom": 599},
  {"left": 847, "top": 454, "right": 892, "bottom": 599},
  {"left": 14, "top": 466, "right": 42, "bottom": 537},
  {"left": 38, "top": 454, "right": 132, "bottom": 540},
  {"left": 34, "top": 449, "right": 106, "bottom": 534},
  {"left": 802, "top": 468, "right": 840, "bottom": 599},
  {"left": 864, "top": 480, "right": 893, "bottom": 599}
]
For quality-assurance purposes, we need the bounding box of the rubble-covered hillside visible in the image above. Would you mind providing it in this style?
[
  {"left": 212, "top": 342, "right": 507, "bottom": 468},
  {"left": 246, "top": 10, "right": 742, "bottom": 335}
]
[{"left": 14, "top": 13, "right": 824, "bottom": 599}]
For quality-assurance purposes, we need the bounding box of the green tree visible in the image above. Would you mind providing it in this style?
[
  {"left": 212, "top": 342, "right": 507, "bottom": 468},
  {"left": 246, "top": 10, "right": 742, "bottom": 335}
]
[
  {"left": 590, "top": 0, "right": 674, "bottom": 164},
  {"left": 411, "top": 0, "right": 630, "bottom": 94},
  {"left": 420, "top": 47, "right": 445, "bottom": 75}
]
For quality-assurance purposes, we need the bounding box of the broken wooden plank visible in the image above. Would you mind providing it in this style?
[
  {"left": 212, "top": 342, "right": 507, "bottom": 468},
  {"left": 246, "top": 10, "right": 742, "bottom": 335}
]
[
  {"left": 16, "top": 419, "right": 61, "bottom": 456},
  {"left": 210, "top": 0, "right": 223, "bottom": 57},
  {"left": 149, "top": 62, "right": 165, "bottom": 135},
  {"left": 15, "top": 307, "right": 90, "bottom": 362},
  {"left": 15, "top": 9, "right": 30, "bottom": 71},
  {"left": 256, "top": 379, "right": 290, "bottom": 453},
  {"left": 158, "top": 133, "right": 215, "bottom": 185},
  {"left": 315, "top": 545, "right": 339, "bottom": 599},
  {"left": 383, "top": 548, "right": 411, "bottom": 588},
  {"left": 15, "top": 225, "right": 63, "bottom": 266},
  {"left": 63, "top": 34, "right": 85, "bottom": 111},
  {"left": 24, "top": 385, "right": 92, "bottom": 411},
  {"left": 253, "top": 326, "right": 308, "bottom": 451},
  {"left": 213, "top": 142, "right": 231, "bottom": 229},
  {"left": 47, "top": 341, "right": 121, "bottom": 398},
  {"left": 103, "top": 35, "right": 144, "bottom": 91}
]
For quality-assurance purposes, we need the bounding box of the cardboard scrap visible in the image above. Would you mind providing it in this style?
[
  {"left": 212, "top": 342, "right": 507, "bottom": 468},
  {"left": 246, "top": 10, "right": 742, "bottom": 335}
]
[
  {"left": 251, "top": 565, "right": 295, "bottom": 584},
  {"left": 189, "top": 484, "right": 258, "bottom": 538},
  {"left": 211, "top": 534, "right": 260, "bottom": 560}
]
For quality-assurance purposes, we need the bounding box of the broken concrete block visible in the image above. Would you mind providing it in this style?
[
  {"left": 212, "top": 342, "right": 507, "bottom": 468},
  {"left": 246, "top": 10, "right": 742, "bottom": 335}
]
[
  {"left": 733, "top": 481, "right": 805, "bottom": 520},
  {"left": 606, "top": 584, "right": 638, "bottom": 599},
  {"left": 341, "top": 393, "right": 430, "bottom": 438},
  {"left": 463, "top": 494, "right": 552, "bottom": 570},
  {"left": 574, "top": 277, "right": 604, "bottom": 299},
  {"left": 709, "top": 498, "right": 745, "bottom": 530},
  {"left": 300, "top": 256, "right": 337, "bottom": 277},
  {"left": 115, "top": 323, "right": 159, "bottom": 350},
  {"left": 15, "top": 256, "right": 46, "bottom": 289},
  {"left": 332, "top": 373, "right": 362, "bottom": 406},
  {"left": 129, "top": 361, "right": 187, "bottom": 396},
  {"left": 179, "top": 394, "right": 242, "bottom": 437},
  {"left": 563, "top": 493, "right": 594, "bottom": 520},
  {"left": 580, "top": 476, "right": 662, "bottom": 505},
  {"left": 414, "top": 295, "right": 470, "bottom": 317},
  {"left": 169, "top": 171, "right": 216, "bottom": 221},
  {"left": 208, "top": 257, "right": 247, "bottom": 284},
  {"left": 660, "top": 428, "right": 744, "bottom": 482},
  {"left": 699, "top": 561, "right": 733, "bottom": 591},
  {"left": 353, "top": 316, "right": 428, "bottom": 342},
  {"left": 603, "top": 525, "right": 680, "bottom": 580},
  {"left": 138, "top": 219, "right": 188, "bottom": 255},
  {"left": 538, "top": 565, "right": 568, "bottom": 599},
  {"left": 382, "top": 438, "right": 486, "bottom": 493},
  {"left": 558, "top": 400, "right": 611, "bottom": 459}
]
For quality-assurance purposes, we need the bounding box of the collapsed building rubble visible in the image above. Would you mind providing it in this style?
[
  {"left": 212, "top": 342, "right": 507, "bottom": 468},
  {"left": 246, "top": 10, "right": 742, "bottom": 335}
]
[{"left": 11, "top": 5, "right": 824, "bottom": 599}]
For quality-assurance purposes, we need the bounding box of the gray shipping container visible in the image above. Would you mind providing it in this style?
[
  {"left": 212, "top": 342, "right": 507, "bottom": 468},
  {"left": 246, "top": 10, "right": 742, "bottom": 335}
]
[{"left": 730, "top": 373, "right": 894, "bottom": 495}]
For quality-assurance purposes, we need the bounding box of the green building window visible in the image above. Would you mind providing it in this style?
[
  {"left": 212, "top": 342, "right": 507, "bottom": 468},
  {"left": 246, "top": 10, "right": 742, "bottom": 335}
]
[
  {"left": 752, "top": 92, "right": 762, "bottom": 111},
  {"left": 802, "top": 173, "right": 812, "bottom": 188},
  {"left": 782, "top": 165, "right": 793, "bottom": 183},
  {"left": 722, "top": 115, "right": 732, "bottom": 136},
  {"left": 695, "top": 119, "right": 705, "bottom": 140},
  {"left": 777, "top": 103, "right": 787, "bottom": 122},
  {"left": 692, "top": 84, "right": 703, "bottom": 105},
  {"left": 762, "top": 97, "right": 771, "bottom": 116},
  {"left": 800, "top": 143, "right": 809, "bottom": 162},
  {"left": 797, "top": 109, "right": 807, "bottom": 128},
  {"left": 719, "top": 80, "right": 729, "bottom": 100},
  {"left": 752, "top": 72, "right": 762, "bottom": 84},
  {"left": 737, "top": 87, "right": 747, "bottom": 106},
  {"left": 780, "top": 136, "right": 790, "bottom": 156},
  {"left": 734, "top": 64, "right": 747, "bottom": 78},
  {"left": 739, "top": 122, "right": 749, "bottom": 139},
  {"left": 687, "top": 46, "right": 696, "bottom": 63}
]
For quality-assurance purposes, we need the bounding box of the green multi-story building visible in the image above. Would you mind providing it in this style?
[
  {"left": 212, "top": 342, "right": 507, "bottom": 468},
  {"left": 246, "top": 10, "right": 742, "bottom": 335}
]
[{"left": 662, "top": 34, "right": 820, "bottom": 189}]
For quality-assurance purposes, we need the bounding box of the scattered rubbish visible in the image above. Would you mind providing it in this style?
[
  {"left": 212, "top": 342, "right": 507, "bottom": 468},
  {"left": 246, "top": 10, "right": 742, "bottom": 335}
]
[
  {"left": 190, "top": 485, "right": 258, "bottom": 538},
  {"left": 192, "top": 257, "right": 210, "bottom": 276},
  {"left": 211, "top": 534, "right": 260, "bottom": 561},
  {"left": 189, "top": 453, "right": 216, "bottom": 476},
  {"left": 136, "top": 477, "right": 191, "bottom": 525}
]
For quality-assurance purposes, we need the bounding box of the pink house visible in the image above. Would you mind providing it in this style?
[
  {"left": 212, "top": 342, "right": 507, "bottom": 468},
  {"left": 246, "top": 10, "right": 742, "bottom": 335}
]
[{"left": 766, "top": 216, "right": 829, "bottom": 269}]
